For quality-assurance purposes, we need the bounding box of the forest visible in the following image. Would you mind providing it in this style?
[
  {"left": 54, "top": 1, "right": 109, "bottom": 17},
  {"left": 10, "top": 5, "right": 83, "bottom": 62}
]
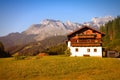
[
  {"left": 0, "top": 42, "right": 11, "bottom": 57},
  {"left": 100, "top": 16, "right": 120, "bottom": 51}
]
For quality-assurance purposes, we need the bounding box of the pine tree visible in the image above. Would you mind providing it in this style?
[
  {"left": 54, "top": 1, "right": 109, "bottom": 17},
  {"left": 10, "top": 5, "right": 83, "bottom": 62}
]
[
  {"left": 100, "top": 16, "right": 120, "bottom": 51},
  {"left": 0, "top": 42, "right": 11, "bottom": 58}
]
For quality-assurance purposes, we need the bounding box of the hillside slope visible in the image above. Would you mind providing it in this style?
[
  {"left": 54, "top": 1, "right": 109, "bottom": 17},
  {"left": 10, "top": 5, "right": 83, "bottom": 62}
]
[{"left": 11, "top": 36, "right": 67, "bottom": 55}]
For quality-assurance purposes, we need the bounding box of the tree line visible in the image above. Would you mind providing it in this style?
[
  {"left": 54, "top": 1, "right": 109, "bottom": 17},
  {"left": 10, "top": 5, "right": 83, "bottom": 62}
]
[
  {"left": 0, "top": 42, "right": 11, "bottom": 57},
  {"left": 100, "top": 16, "right": 120, "bottom": 51}
]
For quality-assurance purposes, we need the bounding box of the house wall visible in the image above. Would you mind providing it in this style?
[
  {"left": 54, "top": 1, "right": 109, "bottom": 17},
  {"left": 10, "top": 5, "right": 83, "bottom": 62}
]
[
  {"left": 95, "top": 32, "right": 101, "bottom": 38},
  {"left": 69, "top": 46, "right": 102, "bottom": 57},
  {"left": 68, "top": 41, "right": 102, "bottom": 57},
  {"left": 83, "top": 29, "right": 93, "bottom": 34},
  {"left": 67, "top": 26, "right": 104, "bottom": 57}
]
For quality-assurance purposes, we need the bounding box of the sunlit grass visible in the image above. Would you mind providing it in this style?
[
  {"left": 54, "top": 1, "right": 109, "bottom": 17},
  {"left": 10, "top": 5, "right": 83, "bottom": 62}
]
[{"left": 0, "top": 56, "right": 120, "bottom": 80}]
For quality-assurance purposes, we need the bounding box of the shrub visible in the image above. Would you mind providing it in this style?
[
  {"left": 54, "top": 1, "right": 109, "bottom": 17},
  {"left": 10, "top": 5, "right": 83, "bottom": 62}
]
[
  {"left": 34, "top": 56, "right": 41, "bottom": 59},
  {"left": 44, "top": 43, "right": 67, "bottom": 55},
  {"left": 14, "top": 55, "right": 27, "bottom": 60},
  {"left": 64, "top": 48, "right": 71, "bottom": 56}
]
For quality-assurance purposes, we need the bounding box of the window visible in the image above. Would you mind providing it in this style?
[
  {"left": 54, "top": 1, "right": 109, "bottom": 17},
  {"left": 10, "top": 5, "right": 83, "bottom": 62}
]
[
  {"left": 75, "top": 48, "right": 79, "bottom": 52},
  {"left": 95, "top": 40, "right": 98, "bottom": 43},
  {"left": 77, "top": 40, "right": 79, "bottom": 43},
  {"left": 80, "top": 33, "right": 84, "bottom": 35},
  {"left": 76, "top": 34, "right": 79, "bottom": 36},
  {"left": 94, "top": 49, "right": 97, "bottom": 52},
  {"left": 87, "top": 48, "right": 90, "bottom": 52}
]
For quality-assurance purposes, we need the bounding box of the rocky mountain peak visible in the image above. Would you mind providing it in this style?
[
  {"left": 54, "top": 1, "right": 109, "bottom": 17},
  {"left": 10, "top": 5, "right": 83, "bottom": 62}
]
[
  {"left": 65, "top": 20, "right": 73, "bottom": 25},
  {"left": 92, "top": 16, "right": 114, "bottom": 24},
  {"left": 82, "top": 16, "right": 114, "bottom": 28},
  {"left": 23, "top": 16, "right": 114, "bottom": 40},
  {"left": 41, "top": 19, "right": 61, "bottom": 25}
]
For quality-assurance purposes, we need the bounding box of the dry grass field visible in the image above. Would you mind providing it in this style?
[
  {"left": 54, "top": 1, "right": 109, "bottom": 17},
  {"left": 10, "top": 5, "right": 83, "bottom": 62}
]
[{"left": 0, "top": 56, "right": 120, "bottom": 80}]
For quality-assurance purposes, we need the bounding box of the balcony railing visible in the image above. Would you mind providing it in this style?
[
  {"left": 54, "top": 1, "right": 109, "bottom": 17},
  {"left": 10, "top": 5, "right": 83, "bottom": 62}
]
[
  {"left": 76, "top": 34, "right": 96, "bottom": 38},
  {"left": 71, "top": 43, "right": 101, "bottom": 47}
]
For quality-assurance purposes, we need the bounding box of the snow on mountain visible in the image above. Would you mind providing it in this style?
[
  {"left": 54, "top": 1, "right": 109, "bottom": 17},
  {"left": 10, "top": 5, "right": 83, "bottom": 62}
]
[
  {"left": 83, "top": 16, "right": 114, "bottom": 28},
  {"left": 92, "top": 16, "right": 114, "bottom": 24},
  {"left": 64, "top": 20, "right": 81, "bottom": 30}
]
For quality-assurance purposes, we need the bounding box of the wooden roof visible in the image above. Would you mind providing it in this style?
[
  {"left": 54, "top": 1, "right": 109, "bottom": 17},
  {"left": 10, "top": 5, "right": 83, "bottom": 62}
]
[{"left": 67, "top": 26, "right": 105, "bottom": 37}]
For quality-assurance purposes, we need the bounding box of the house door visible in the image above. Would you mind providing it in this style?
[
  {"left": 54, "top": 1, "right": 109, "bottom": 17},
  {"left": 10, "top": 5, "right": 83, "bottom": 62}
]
[{"left": 83, "top": 48, "right": 90, "bottom": 57}]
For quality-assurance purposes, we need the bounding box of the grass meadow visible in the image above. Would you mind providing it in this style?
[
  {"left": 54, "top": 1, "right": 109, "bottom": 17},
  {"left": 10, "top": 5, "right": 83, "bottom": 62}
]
[{"left": 0, "top": 56, "right": 120, "bottom": 80}]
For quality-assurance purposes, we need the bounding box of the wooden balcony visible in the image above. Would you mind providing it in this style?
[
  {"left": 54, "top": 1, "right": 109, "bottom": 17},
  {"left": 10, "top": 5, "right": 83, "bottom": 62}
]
[
  {"left": 71, "top": 43, "right": 101, "bottom": 47},
  {"left": 70, "top": 39, "right": 102, "bottom": 44},
  {"left": 77, "top": 34, "right": 96, "bottom": 38}
]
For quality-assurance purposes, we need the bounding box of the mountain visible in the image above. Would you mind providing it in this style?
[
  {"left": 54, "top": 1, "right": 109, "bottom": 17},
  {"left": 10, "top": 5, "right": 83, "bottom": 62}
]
[
  {"left": 17, "top": 36, "right": 67, "bottom": 56},
  {"left": 83, "top": 16, "right": 114, "bottom": 28},
  {"left": 0, "top": 16, "right": 114, "bottom": 54},
  {"left": 0, "top": 19, "right": 81, "bottom": 53},
  {"left": 0, "top": 32, "right": 36, "bottom": 51},
  {"left": 22, "top": 19, "right": 81, "bottom": 41},
  {"left": 23, "top": 16, "right": 114, "bottom": 41}
]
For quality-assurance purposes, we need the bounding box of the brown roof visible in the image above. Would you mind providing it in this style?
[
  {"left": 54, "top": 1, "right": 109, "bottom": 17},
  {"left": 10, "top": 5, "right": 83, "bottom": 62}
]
[{"left": 67, "top": 26, "right": 105, "bottom": 37}]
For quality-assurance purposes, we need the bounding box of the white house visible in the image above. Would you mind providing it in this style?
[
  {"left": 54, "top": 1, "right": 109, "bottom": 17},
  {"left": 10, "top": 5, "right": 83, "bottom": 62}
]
[{"left": 67, "top": 26, "right": 105, "bottom": 57}]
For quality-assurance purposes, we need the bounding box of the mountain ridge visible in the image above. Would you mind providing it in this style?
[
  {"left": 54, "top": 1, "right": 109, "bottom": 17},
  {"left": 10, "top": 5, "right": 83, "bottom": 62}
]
[{"left": 0, "top": 16, "right": 114, "bottom": 54}]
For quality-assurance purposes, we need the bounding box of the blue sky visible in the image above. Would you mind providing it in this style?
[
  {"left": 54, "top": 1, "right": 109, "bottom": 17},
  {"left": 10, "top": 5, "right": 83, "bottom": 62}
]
[{"left": 0, "top": 0, "right": 120, "bottom": 36}]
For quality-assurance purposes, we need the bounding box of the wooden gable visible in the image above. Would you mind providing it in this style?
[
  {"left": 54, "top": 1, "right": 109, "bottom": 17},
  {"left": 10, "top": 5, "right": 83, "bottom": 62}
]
[
  {"left": 67, "top": 26, "right": 105, "bottom": 47},
  {"left": 67, "top": 26, "right": 105, "bottom": 40}
]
